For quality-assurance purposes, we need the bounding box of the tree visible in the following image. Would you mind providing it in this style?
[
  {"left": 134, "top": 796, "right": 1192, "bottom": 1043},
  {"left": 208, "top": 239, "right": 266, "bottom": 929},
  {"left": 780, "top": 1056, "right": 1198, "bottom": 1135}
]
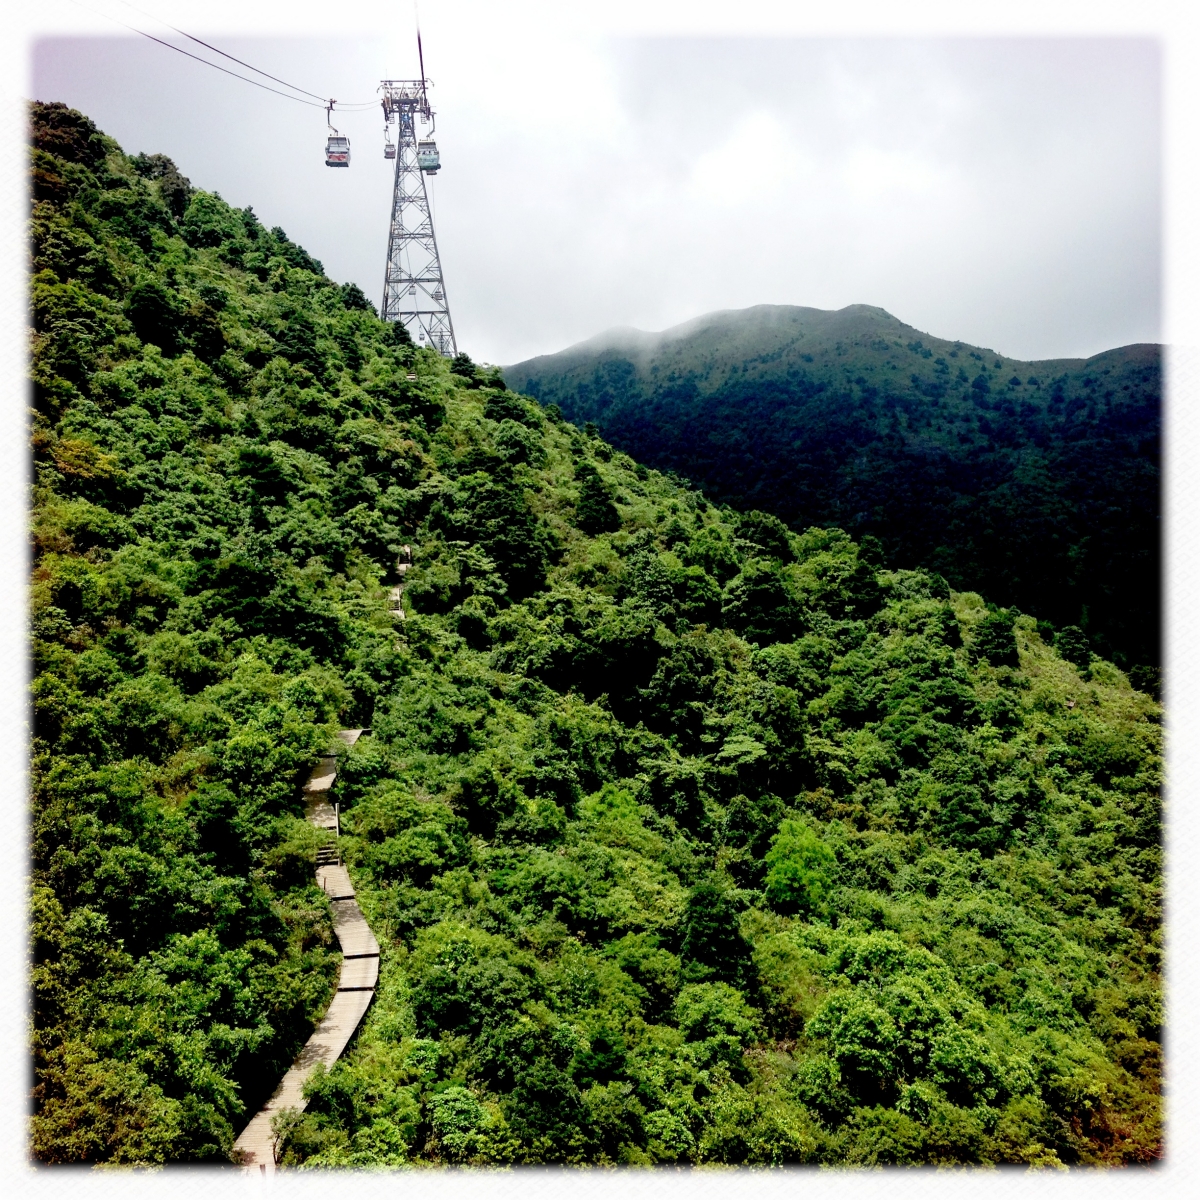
[
  {"left": 737, "top": 510, "right": 793, "bottom": 561},
  {"left": 680, "top": 881, "right": 750, "bottom": 984},
  {"left": 721, "top": 559, "right": 800, "bottom": 644},
  {"left": 339, "top": 281, "right": 375, "bottom": 313},
  {"left": 130, "top": 152, "right": 192, "bottom": 219},
  {"left": 126, "top": 278, "right": 182, "bottom": 353},
  {"left": 971, "top": 611, "right": 1019, "bottom": 668},
  {"left": 1054, "top": 625, "right": 1091, "bottom": 672},
  {"left": 575, "top": 465, "right": 620, "bottom": 535},
  {"left": 763, "top": 820, "right": 835, "bottom": 914}
]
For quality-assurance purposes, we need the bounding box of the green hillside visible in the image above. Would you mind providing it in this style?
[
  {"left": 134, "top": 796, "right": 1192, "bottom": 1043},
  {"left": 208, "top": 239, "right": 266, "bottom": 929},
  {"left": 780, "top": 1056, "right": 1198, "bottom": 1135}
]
[
  {"left": 505, "top": 306, "right": 1161, "bottom": 680},
  {"left": 30, "top": 103, "right": 1161, "bottom": 1167}
]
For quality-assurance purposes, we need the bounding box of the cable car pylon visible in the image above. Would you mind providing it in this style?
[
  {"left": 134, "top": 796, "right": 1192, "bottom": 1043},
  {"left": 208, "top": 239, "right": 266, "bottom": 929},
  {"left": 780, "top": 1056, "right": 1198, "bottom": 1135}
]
[{"left": 379, "top": 38, "right": 455, "bottom": 357}]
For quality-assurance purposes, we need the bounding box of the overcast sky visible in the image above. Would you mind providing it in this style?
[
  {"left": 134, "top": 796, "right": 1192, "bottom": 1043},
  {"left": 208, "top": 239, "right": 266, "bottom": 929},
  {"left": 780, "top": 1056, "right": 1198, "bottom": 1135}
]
[{"left": 29, "top": 12, "right": 1160, "bottom": 366}]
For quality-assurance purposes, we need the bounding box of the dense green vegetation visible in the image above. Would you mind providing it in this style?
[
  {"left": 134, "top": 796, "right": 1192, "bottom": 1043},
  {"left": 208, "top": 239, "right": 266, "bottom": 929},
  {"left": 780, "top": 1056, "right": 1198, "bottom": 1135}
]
[
  {"left": 505, "top": 307, "right": 1161, "bottom": 682},
  {"left": 29, "top": 101, "right": 408, "bottom": 1161},
  {"left": 30, "top": 103, "right": 1161, "bottom": 1168}
]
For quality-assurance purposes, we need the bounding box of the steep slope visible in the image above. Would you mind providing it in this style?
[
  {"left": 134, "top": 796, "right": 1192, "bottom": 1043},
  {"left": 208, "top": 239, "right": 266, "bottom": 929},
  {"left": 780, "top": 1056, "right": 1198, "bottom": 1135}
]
[
  {"left": 505, "top": 305, "right": 1161, "bottom": 678},
  {"left": 30, "top": 105, "right": 1161, "bottom": 1168},
  {"left": 29, "top": 100, "right": 420, "bottom": 1162}
]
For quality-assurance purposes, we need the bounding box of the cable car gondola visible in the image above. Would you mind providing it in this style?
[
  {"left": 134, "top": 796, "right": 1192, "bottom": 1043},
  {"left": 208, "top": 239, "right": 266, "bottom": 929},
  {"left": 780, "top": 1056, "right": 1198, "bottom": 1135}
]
[
  {"left": 382, "top": 101, "right": 397, "bottom": 159},
  {"left": 325, "top": 134, "right": 350, "bottom": 167},
  {"left": 416, "top": 139, "right": 440, "bottom": 173},
  {"left": 325, "top": 101, "right": 350, "bottom": 167}
]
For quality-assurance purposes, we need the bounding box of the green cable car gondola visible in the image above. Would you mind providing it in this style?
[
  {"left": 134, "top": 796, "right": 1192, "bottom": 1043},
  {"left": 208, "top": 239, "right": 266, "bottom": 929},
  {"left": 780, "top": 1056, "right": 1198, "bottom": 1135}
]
[{"left": 416, "top": 139, "right": 440, "bottom": 173}]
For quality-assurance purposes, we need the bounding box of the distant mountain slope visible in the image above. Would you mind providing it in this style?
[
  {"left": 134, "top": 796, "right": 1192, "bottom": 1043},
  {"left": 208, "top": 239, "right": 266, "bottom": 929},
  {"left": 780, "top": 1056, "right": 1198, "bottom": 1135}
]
[{"left": 506, "top": 305, "right": 1160, "bottom": 673}]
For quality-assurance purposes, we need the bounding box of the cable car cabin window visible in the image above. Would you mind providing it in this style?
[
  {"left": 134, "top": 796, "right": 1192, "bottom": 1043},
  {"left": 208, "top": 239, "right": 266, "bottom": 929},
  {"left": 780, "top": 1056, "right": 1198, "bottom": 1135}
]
[
  {"left": 325, "top": 136, "right": 351, "bottom": 167},
  {"left": 416, "top": 139, "right": 440, "bottom": 173}
]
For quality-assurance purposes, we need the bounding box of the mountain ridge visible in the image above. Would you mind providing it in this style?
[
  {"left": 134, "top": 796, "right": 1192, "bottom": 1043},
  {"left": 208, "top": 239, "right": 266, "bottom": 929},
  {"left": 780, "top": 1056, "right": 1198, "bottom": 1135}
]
[
  {"left": 505, "top": 304, "right": 1161, "bottom": 674},
  {"left": 507, "top": 303, "right": 1152, "bottom": 375}
]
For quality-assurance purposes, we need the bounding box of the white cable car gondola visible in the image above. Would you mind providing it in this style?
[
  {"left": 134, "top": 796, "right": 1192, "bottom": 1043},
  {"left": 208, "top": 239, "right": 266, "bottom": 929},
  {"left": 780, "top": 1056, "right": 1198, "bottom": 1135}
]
[
  {"left": 325, "top": 134, "right": 350, "bottom": 167},
  {"left": 384, "top": 140, "right": 396, "bottom": 160},
  {"left": 416, "top": 138, "right": 440, "bottom": 173},
  {"left": 325, "top": 101, "right": 350, "bottom": 168}
]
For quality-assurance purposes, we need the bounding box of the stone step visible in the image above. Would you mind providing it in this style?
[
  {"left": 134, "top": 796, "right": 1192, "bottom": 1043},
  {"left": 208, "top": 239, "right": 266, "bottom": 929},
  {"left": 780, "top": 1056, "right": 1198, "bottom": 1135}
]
[{"left": 232, "top": 729, "right": 379, "bottom": 1174}]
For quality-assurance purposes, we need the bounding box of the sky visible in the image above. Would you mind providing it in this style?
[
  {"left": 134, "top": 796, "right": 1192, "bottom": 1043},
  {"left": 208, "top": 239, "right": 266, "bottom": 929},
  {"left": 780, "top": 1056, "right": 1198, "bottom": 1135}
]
[{"left": 26, "top": 10, "right": 1161, "bottom": 365}]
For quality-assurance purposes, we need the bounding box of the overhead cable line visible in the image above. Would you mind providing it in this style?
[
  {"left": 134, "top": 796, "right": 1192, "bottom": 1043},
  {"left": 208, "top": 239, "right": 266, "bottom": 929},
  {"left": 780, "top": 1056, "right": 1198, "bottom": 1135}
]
[
  {"left": 124, "top": 28, "right": 329, "bottom": 106},
  {"left": 64, "top": 0, "right": 327, "bottom": 106},
  {"left": 116, "top": 0, "right": 332, "bottom": 103},
  {"left": 67, "top": 0, "right": 380, "bottom": 110}
]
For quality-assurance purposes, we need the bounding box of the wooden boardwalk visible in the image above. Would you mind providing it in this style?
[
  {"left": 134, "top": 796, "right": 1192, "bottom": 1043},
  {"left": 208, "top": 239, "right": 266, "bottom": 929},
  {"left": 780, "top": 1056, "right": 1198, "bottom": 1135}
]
[
  {"left": 233, "top": 729, "right": 379, "bottom": 1174},
  {"left": 387, "top": 547, "right": 413, "bottom": 621}
]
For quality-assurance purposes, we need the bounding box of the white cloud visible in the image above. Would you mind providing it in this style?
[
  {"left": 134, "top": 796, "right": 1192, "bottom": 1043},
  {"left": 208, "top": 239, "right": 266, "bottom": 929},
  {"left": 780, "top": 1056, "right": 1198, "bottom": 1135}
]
[
  {"left": 23, "top": 17, "right": 1160, "bottom": 364},
  {"left": 687, "top": 111, "right": 808, "bottom": 204},
  {"left": 839, "top": 145, "right": 955, "bottom": 204}
]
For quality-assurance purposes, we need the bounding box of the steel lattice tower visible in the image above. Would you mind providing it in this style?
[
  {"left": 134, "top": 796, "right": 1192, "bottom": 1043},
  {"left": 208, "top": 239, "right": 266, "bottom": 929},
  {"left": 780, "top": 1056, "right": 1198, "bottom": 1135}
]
[{"left": 380, "top": 79, "right": 456, "bottom": 356}]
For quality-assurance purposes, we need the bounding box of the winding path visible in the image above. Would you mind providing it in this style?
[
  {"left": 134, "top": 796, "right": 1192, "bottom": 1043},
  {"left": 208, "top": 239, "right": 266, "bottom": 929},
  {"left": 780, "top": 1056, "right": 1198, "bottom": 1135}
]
[
  {"left": 233, "top": 729, "right": 379, "bottom": 1173},
  {"left": 388, "top": 546, "right": 412, "bottom": 620}
]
